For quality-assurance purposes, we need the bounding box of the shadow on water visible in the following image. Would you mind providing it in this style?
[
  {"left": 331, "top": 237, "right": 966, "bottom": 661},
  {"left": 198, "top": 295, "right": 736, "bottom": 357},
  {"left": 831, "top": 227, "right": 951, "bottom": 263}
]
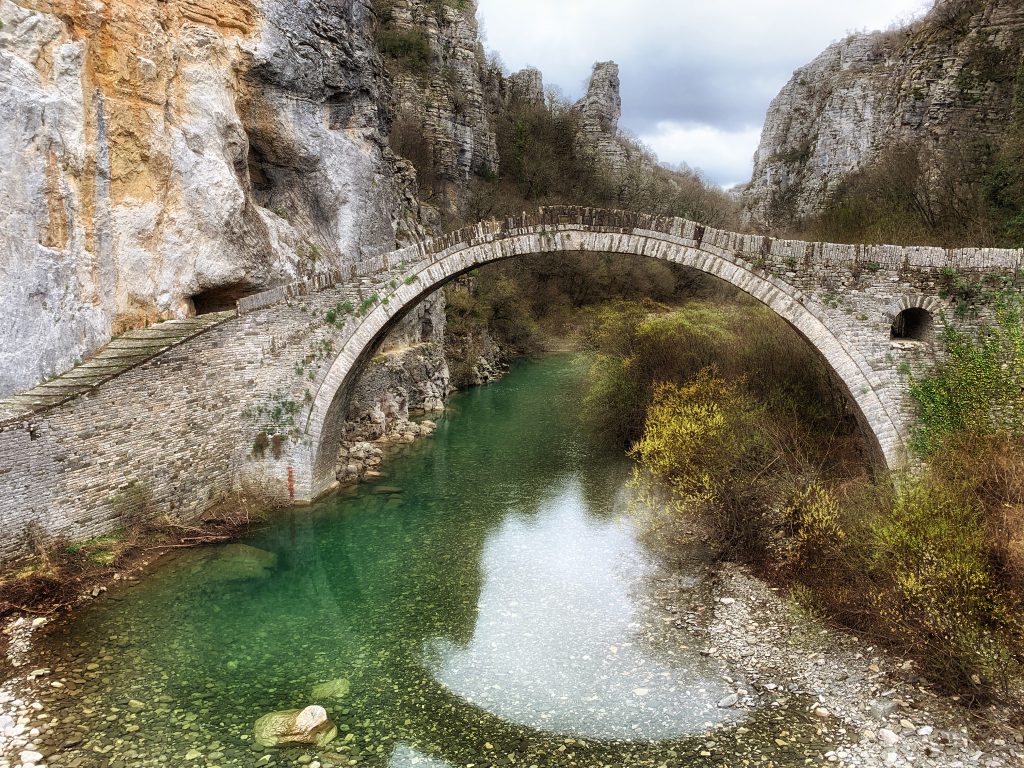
[{"left": 32, "top": 356, "right": 836, "bottom": 767}]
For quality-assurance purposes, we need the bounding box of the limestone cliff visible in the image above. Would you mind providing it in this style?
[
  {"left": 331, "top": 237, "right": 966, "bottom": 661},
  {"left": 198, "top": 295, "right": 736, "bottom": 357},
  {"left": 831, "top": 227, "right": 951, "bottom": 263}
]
[
  {"left": 574, "top": 61, "right": 631, "bottom": 172},
  {"left": 375, "top": 0, "right": 498, "bottom": 211},
  {"left": 0, "top": 0, "right": 415, "bottom": 397},
  {"left": 744, "top": 0, "right": 1024, "bottom": 230}
]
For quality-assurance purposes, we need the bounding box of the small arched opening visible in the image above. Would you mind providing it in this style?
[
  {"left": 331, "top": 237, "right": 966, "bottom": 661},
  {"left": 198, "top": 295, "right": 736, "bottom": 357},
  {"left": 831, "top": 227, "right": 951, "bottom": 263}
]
[{"left": 890, "top": 307, "right": 933, "bottom": 342}]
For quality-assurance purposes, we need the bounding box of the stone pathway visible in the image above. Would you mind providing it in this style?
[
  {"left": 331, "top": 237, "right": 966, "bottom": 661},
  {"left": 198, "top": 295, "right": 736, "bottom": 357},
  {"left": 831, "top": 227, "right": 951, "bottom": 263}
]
[{"left": 0, "top": 312, "right": 235, "bottom": 424}]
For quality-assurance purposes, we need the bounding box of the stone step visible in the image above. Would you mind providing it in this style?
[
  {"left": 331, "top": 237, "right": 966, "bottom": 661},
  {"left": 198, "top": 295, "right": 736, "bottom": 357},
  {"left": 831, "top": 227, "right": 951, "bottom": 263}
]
[
  {"left": 33, "top": 382, "right": 92, "bottom": 392},
  {"left": 76, "top": 361, "right": 131, "bottom": 371},
  {"left": 104, "top": 340, "right": 176, "bottom": 351},
  {"left": 58, "top": 369, "right": 117, "bottom": 381},
  {"left": 10, "top": 392, "right": 68, "bottom": 404},
  {"left": 93, "top": 349, "right": 160, "bottom": 360},
  {"left": 117, "top": 330, "right": 194, "bottom": 341}
]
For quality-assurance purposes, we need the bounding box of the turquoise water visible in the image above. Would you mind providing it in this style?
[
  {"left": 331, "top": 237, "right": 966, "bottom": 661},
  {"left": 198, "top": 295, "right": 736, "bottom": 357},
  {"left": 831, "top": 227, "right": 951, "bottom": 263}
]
[{"left": 31, "top": 356, "right": 834, "bottom": 767}]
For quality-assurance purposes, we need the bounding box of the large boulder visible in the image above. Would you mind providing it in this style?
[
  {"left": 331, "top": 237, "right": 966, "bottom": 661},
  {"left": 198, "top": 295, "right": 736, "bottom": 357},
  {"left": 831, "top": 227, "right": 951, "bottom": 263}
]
[{"left": 253, "top": 705, "right": 337, "bottom": 748}]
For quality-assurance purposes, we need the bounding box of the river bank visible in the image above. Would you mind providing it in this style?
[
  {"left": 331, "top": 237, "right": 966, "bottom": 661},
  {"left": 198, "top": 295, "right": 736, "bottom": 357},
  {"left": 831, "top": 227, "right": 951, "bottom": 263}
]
[{"left": 650, "top": 563, "right": 1024, "bottom": 766}]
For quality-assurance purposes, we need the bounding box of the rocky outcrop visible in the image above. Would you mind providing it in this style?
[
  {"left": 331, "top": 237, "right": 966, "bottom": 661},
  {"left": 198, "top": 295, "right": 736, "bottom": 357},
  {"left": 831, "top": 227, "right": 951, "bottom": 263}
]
[
  {"left": 345, "top": 290, "right": 450, "bottom": 431},
  {"left": 505, "top": 67, "right": 545, "bottom": 106},
  {"left": 381, "top": 0, "right": 499, "bottom": 203},
  {"left": 0, "top": 0, "right": 417, "bottom": 397},
  {"left": 744, "top": 0, "right": 1024, "bottom": 229},
  {"left": 574, "top": 61, "right": 630, "bottom": 172}
]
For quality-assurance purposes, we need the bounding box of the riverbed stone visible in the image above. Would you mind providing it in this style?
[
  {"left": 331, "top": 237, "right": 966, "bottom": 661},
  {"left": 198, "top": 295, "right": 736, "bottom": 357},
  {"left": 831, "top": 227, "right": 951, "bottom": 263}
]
[
  {"left": 204, "top": 545, "right": 278, "bottom": 582},
  {"left": 869, "top": 699, "right": 897, "bottom": 720},
  {"left": 311, "top": 678, "right": 351, "bottom": 701},
  {"left": 253, "top": 706, "right": 337, "bottom": 749},
  {"left": 879, "top": 728, "right": 900, "bottom": 746}
]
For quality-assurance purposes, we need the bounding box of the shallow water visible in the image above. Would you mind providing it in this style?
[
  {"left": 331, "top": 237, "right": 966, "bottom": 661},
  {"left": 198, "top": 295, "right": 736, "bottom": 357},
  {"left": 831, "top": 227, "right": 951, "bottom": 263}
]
[{"left": 27, "top": 356, "right": 835, "bottom": 767}]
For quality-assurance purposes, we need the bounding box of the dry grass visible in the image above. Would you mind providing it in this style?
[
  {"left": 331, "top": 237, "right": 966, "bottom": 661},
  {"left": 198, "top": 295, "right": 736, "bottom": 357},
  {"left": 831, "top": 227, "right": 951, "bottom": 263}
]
[
  {"left": 932, "top": 431, "right": 1024, "bottom": 589},
  {"left": 0, "top": 486, "right": 284, "bottom": 618}
]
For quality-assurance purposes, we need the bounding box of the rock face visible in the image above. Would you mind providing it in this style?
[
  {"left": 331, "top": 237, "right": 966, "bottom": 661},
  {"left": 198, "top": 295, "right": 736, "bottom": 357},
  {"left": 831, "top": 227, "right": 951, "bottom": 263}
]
[
  {"left": 382, "top": 0, "right": 499, "bottom": 200},
  {"left": 345, "top": 289, "right": 450, "bottom": 434},
  {"left": 253, "top": 705, "right": 337, "bottom": 748},
  {"left": 743, "top": 0, "right": 1024, "bottom": 229},
  {"left": 0, "top": 0, "right": 415, "bottom": 397},
  {"left": 574, "top": 61, "right": 629, "bottom": 171},
  {"left": 505, "top": 67, "right": 545, "bottom": 106}
]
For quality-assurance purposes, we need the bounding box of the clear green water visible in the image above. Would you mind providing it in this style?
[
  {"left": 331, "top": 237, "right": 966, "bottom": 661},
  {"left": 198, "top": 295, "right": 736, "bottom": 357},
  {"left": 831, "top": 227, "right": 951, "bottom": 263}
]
[{"left": 32, "top": 356, "right": 834, "bottom": 767}]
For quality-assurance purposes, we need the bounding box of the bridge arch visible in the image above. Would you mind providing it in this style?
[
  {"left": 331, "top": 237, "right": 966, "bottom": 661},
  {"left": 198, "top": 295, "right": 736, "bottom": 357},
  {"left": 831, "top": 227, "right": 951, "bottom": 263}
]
[{"left": 291, "top": 211, "right": 909, "bottom": 501}]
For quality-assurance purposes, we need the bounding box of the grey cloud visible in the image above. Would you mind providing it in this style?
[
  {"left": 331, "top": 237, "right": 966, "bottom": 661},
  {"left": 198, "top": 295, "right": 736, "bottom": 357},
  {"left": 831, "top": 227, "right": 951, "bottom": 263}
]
[{"left": 476, "top": 0, "right": 929, "bottom": 185}]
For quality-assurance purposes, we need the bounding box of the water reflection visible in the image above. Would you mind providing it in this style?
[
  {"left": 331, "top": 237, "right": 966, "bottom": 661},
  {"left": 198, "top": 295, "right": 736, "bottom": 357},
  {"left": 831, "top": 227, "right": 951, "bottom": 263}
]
[
  {"left": 388, "top": 743, "right": 455, "bottom": 768},
  {"left": 428, "top": 480, "right": 742, "bottom": 741}
]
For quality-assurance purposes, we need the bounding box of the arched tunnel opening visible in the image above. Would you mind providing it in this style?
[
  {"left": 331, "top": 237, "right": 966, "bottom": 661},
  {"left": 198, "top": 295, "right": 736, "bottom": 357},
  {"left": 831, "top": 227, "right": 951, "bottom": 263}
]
[
  {"left": 191, "top": 282, "right": 261, "bottom": 315},
  {"left": 890, "top": 307, "right": 933, "bottom": 342}
]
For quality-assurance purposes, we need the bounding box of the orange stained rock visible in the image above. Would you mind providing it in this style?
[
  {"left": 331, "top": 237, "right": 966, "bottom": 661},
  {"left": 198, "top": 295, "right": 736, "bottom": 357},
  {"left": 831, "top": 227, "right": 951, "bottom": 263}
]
[{"left": 25, "top": 0, "right": 258, "bottom": 212}]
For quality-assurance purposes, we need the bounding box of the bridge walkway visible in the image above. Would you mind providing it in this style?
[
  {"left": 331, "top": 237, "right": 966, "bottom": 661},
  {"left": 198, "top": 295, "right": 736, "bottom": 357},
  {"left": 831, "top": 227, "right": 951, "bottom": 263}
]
[{"left": 0, "top": 311, "right": 236, "bottom": 425}]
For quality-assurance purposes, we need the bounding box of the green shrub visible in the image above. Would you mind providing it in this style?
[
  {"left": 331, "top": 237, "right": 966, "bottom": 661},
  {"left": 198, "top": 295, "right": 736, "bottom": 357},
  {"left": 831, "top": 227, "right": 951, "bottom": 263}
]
[
  {"left": 910, "top": 294, "right": 1024, "bottom": 454},
  {"left": 868, "top": 477, "right": 1022, "bottom": 698},
  {"left": 581, "top": 299, "right": 852, "bottom": 449},
  {"left": 377, "top": 28, "right": 432, "bottom": 74},
  {"left": 630, "top": 371, "right": 776, "bottom": 558}
]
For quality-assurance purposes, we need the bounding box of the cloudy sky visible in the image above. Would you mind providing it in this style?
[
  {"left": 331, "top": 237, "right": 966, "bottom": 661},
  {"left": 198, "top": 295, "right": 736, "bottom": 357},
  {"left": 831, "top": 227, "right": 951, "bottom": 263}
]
[{"left": 475, "top": 0, "right": 931, "bottom": 187}]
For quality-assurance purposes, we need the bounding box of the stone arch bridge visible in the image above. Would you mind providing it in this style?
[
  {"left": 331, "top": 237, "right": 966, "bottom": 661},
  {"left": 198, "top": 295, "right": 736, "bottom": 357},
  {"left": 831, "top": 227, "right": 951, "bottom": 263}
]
[{"left": 0, "top": 207, "right": 1020, "bottom": 560}]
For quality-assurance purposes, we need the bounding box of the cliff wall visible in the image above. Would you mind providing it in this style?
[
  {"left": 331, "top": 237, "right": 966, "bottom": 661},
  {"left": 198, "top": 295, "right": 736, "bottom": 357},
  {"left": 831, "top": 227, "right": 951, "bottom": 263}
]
[
  {"left": 744, "top": 0, "right": 1024, "bottom": 231},
  {"left": 0, "top": 0, "right": 425, "bottom": 396}
]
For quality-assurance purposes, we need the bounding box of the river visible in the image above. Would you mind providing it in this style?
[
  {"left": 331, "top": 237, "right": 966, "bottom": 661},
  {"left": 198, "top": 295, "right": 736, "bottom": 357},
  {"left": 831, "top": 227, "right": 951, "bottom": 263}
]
[{"left": 5, "top": 355, "right": 1013, "bottom": 768}]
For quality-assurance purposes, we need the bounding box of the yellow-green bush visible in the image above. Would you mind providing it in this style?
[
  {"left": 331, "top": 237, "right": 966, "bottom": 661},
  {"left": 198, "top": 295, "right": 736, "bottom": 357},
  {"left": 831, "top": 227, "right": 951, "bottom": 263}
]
[
  {"left": 581, "top": 299, "right": 859, "bottom": 457},
  {"left": 631, "top": 373, "right": 755, "bottom": 503},
  {"left": 629, "top": 371, "right": 784, "bottom": 558},
  {"left": 775, "top": 483, "right": 846, "bottom": 572},
  {"left": 910, "top": 295, "right": 1024, "bottom": 454},
  {"left": 868, "top": 478, "right": 1022, "bottom": 697}
]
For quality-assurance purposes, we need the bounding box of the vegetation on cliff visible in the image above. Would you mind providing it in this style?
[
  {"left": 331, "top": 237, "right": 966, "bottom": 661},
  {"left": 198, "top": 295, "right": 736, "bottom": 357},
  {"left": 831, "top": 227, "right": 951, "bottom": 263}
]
[
  {"left": 429, "top": 74, "right": 740, "bottom": 381},
  {"left": 795, "top": 1, "right": 1024, "bottom": 248}
]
